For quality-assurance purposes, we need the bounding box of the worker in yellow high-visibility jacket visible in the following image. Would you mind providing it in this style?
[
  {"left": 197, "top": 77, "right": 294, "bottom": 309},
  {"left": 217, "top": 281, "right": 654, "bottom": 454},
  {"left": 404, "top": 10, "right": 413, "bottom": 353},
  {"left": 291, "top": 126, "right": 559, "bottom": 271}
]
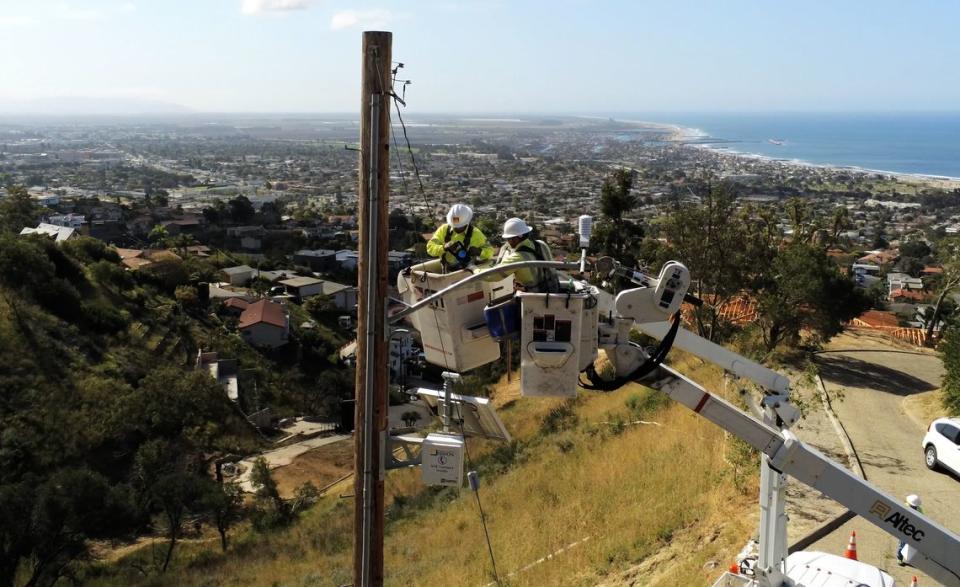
[
  {"left": 488, "top": 217, "right": 559, "bottom": 293},
  {"left": 426, "top": 204, "right": 494, "bottom": 271}
]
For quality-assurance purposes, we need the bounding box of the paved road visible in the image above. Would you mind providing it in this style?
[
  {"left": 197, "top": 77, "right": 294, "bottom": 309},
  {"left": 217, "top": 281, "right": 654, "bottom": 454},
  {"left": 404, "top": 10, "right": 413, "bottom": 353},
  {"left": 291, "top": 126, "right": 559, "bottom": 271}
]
[
  {"left": 807, "top": 331, "right": 959, "bottom": 585},
  {"left": 235, "top": 434, "right": 351, "bottom": 492}
]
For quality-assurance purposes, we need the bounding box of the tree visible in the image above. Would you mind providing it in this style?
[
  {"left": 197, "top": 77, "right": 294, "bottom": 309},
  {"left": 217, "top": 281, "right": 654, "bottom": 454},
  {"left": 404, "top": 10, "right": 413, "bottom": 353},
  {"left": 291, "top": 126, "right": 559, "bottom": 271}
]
[
  {"left": 152, "top": 472, "right": 204, "bottom": 572},
  {"left": 0, "top": 186, "right": 42, "bottom": 233},
  {"left": 0, "top": 470, "right": 134, "bottom": 587},
  {"left": 149, "top": 224, "right": 169, "bottom": 244},
  {"left": 175, "top": 285, "right": 200, "bottom": 308},
  {"left": 828, "top": 206, "right": 851, "bottom": 246},
  {"left": 660, "top": 186, "right": 779, "bottom": 341},
  {"left": 91, "top": 259, "right": 131, "bottom": 292},
  {"left": 228, "top": 195, "right": 256, "bottom": 224},
  {"left": 401, "top": 410, "right": 423, "bottom": 427},
  {"left": 200, "top": 481, "right": 243, "bottom": 552},
  {"left": 249, "top": 457, "right": 291, "bottom": 530},
  {"left": 926, "top": 238, "right": 960, "bottom": 341},
  {"left": 755, "top": 243, "right": 870, "bottom": 352},
  {"left": 938, "top": 326, "right": 960, "bottom": 413},
  {"left": 784, "top": 197, "right": 817, "bottom": 243},
  {"left": 594, "top": 169, "right": 644, "bottom": 263}
]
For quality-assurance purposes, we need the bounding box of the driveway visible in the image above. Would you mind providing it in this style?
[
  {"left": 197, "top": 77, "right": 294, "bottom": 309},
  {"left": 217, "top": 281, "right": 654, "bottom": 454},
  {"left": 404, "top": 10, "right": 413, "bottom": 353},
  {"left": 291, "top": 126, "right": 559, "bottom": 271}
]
[
  {"left": 234, "top": 434, "right": 351, "bottom": 492},
  {"left": 805, "top": 331, "right": 959, "bottom": 585}
]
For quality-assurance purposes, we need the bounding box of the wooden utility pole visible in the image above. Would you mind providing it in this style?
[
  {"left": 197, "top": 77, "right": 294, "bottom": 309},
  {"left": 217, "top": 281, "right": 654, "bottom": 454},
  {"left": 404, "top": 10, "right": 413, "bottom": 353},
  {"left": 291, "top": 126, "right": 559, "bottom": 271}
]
[{"left": 353, "top": 31, "right": 391, "bottom": 587}]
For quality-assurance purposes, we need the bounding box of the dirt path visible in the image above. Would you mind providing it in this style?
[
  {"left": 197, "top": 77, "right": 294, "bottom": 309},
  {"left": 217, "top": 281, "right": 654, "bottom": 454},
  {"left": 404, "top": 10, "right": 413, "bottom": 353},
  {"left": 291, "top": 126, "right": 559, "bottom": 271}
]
[{"left": 804, "top": 330, "right": 959, "bottom": 585}]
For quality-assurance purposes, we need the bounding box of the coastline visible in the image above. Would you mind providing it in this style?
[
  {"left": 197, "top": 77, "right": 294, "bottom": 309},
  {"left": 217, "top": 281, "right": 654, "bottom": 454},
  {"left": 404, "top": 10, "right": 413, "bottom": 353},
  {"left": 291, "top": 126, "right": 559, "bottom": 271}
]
[{"left": 644, "top": 120, "right": 960, "bottom": 187}]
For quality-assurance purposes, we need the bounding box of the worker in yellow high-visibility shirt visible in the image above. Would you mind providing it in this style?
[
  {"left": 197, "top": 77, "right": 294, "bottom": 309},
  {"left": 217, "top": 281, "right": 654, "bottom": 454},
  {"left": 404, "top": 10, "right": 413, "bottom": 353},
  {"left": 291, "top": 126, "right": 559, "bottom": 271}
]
[
  {"left": 426, "top": 204, "right": 494, "bottom": 271},
  {"left": 489, "top": 217, "right": 559, "bottom": 293}
]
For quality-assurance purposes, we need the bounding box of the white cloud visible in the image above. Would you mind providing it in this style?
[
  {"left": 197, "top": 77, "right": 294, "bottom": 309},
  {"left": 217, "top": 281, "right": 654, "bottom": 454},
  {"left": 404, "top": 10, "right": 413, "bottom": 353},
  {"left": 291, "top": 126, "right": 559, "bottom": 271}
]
[
  {"left": 330, "top": 8, "right": 392, "bottom": 30},
  {"left": 119, "top": 2, "right": 137, "bottom": 13},
  {"left": 241, "top": 0, "right": 314, "bottom": 15}
]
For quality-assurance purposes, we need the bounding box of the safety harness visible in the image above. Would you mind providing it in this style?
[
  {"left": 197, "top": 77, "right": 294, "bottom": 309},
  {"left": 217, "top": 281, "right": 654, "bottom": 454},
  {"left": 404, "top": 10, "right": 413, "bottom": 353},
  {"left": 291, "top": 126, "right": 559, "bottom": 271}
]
[
  {"left": 513, "top": 239, "right": 558, "bottom": 292},
  {"left": 442, "top": 223, "right": 475, "bottom": 270}
]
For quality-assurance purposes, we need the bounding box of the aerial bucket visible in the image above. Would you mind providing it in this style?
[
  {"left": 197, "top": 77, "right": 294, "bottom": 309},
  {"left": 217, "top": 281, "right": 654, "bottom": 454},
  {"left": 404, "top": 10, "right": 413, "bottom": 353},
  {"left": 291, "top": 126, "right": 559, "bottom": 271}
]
[
  {"left": 397, "top": 259, "right": 512, "bottom": 372},
  {"left": 517, "top": 283, "right": 598, "bottom": 397}
]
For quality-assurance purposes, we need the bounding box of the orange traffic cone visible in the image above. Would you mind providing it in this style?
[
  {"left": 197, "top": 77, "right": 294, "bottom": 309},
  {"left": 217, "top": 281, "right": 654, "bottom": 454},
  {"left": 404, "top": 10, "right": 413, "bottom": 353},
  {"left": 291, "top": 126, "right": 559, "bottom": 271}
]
[
  {"left": 728, "top": 563, "right": 739, "bottom": 575},
  {"left": 910, "top": 577, "right": 918, "bottom": 587},
  {"left": 843, "top": 531, "right": 858, "bottom": 560}
]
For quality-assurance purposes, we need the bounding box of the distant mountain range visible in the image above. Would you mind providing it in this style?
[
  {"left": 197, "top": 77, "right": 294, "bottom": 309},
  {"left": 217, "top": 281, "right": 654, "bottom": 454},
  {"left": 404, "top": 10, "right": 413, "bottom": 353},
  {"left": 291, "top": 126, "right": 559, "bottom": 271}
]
[{"left": 0, "top": 96, "right": 193, "bottom": 115}]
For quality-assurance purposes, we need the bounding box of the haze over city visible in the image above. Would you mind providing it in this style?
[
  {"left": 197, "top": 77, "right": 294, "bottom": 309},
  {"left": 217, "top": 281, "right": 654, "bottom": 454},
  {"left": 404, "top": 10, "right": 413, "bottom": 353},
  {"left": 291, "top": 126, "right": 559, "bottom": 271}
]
[{"left": 1, "top": 0, "right": 959, "bottom": 113}]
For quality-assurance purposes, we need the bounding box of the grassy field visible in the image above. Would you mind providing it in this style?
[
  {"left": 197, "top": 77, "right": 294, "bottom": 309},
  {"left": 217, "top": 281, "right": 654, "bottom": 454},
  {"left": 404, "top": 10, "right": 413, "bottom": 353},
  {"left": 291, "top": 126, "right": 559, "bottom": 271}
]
[{"left": 91, "top": 354, "right": 760, "bottom": 586}]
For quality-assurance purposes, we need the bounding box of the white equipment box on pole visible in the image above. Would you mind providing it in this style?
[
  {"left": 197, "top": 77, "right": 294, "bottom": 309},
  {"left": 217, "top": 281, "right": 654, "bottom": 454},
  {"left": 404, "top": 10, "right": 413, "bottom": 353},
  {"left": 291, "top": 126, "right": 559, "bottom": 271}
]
[
  {"left": 421, "top": 433, "right": 464, "bottom": 487},
  {"left": 396, "top": 260, "right": 512, "bottom": 372}
]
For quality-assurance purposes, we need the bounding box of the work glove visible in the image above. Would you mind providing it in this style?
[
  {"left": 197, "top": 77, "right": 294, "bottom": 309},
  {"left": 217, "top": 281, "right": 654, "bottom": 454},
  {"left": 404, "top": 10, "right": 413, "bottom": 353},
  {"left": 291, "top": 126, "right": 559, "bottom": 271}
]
[
  {"left": 467, "top": 247, "right": 481, "bottom": 257},
  {"left": 443, "top": 241, "right": 461, "bottom": 253}
]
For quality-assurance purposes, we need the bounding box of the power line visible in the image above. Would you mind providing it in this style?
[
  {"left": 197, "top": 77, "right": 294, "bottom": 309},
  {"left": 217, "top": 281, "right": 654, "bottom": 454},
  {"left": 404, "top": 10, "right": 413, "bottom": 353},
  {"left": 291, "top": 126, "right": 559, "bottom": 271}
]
[{"left": 457, "top": 404, "right": 502, "bottom": 586}]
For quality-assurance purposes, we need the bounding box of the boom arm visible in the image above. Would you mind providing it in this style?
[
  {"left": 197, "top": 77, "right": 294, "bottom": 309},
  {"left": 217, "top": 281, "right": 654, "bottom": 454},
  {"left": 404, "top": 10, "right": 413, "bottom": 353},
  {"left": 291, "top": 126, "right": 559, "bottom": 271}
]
[{"left": 640, "top": 364, "right": 960, "bottom": 586}]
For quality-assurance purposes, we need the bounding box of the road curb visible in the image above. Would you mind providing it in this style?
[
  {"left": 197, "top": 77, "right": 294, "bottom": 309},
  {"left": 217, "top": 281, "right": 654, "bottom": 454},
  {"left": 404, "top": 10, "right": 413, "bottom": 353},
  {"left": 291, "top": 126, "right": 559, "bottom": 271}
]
[{"left": 788, "top": 365, "right": 865, "bottom": 553}]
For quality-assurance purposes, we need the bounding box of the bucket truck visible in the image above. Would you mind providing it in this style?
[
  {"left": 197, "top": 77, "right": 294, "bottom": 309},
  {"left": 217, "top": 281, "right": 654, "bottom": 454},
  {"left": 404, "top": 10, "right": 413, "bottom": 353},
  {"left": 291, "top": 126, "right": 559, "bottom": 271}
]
[{"left": 392, "top": 231, "right": 960, "bottom": 586}]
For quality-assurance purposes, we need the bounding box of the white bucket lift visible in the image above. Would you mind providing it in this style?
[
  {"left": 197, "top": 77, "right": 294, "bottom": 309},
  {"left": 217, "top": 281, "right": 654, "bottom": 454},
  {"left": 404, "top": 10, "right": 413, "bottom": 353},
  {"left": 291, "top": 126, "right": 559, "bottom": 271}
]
[
  {"left": 396, "top": 259, "right": 512, "bottom": 372},
  {"left": 517, "top": 283, "right": 599, "bottom": 397}
]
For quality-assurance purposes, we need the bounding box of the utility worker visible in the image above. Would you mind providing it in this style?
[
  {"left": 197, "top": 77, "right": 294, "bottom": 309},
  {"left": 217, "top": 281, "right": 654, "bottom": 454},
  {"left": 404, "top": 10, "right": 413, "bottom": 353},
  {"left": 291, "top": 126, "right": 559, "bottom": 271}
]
[
  {"left": 897, "top": 494, "right": 923, "bottom": 565},
  {"left": 426, "top": 204, "right": 494, "bottom": 271},
  {"left": 490, "top": 217, "right": 559, "bottom": 293}
]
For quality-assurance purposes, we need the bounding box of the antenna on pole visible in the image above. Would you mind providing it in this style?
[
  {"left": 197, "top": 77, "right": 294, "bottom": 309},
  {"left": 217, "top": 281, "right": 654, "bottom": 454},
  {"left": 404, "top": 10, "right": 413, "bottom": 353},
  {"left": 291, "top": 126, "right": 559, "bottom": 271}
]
[{"left": 353, "top": 30, "right": 392, "bottom": 587}]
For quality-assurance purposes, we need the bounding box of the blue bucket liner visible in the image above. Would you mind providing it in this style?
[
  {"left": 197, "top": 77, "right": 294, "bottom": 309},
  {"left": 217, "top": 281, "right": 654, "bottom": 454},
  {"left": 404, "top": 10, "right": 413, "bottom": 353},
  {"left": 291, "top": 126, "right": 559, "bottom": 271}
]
[{"left": 484, "top": 296, "right": 520, "bottom": 340}]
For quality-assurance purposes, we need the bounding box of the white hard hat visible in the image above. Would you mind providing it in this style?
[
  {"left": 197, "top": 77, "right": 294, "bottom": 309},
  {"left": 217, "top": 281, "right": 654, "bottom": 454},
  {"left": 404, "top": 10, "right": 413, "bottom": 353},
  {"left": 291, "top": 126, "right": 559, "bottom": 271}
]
[
  {"left": 906, "top": 494, "right": 922, "bottom": 508},
  {"left": 447, "top": 204, "right": 473, "bottom": 229},
  {"left": 502, "top": 217, "right": 532, "bottom": 239}
]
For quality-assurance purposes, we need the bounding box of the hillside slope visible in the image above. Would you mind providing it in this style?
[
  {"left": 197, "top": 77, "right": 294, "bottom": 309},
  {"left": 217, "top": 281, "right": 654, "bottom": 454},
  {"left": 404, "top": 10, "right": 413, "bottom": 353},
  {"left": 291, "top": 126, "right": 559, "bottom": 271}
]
[{"left": 95, "top": 354, "right": 759, "bottom": 586}]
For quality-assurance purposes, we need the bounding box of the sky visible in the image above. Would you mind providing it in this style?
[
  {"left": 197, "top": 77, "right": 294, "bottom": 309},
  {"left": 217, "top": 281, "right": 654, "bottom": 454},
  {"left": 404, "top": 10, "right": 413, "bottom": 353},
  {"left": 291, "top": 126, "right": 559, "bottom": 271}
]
[{"left": 0, "top": 0, "right": 959, "bottom": 113}]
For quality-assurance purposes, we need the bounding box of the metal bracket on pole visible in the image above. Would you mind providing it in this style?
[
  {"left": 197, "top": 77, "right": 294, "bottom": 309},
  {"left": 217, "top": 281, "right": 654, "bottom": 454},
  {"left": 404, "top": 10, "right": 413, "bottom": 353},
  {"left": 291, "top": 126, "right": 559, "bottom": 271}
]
[{"left": 384, "top": 432, "right": 424, "bottom": 470}]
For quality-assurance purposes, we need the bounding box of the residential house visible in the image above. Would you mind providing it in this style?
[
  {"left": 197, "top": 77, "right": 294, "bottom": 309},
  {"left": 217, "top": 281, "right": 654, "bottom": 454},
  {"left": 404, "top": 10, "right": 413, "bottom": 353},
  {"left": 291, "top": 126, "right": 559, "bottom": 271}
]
[
  {"left": 886, "top": 272, "right": 924, "bottom": 298},
  {"left": 220, "top": 265, "right": 255, "bottom": 286},
  {"left": 293, "top": 249, "right": 338, "bottom": 272},
  {"left": 46, "top": 213, "right": 86, "bottom": 229},
  {"left": 239, "top": 300, "right": 289, "bottom": 348},
  {"left": 857, "top": 250, "right": 899, "bottom": 266},
  {"left": 389, "top": 331, "right": 415, "bottom": 379},
  {"left": 20, "top": 223, "right": 78, "bottom": 242},
  {"left": 388, "top": 250, "right": 414, "bottom": 276},
  {"left": 336, "top": 250, "right": 359, "bottom": 271},
  {"left": 280, "top": 276, "right": 325, "bottom": 300},
  {"left": 113, "top": 248, "right": 182, "bottom": 271},
  {"left": 317, "top": 280, "right": 357, "bottom": 311}
]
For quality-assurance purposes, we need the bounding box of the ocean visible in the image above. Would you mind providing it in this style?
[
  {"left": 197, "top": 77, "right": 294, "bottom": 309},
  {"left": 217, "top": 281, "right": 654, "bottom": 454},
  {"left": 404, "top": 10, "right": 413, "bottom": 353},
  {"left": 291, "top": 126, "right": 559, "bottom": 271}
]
[{"left": 616, "top": 112, "right": 960, "bottom": 179}]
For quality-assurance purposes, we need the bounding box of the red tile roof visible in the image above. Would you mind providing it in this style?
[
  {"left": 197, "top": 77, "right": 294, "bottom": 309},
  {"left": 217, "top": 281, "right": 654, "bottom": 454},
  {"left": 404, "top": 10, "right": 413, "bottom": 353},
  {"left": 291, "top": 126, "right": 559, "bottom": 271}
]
[
  {"left": 855, "top": 310, "right": 899, "bottom": 328},
  {"left": 239, "top": 300, "right": 286, "bottom": 329}
]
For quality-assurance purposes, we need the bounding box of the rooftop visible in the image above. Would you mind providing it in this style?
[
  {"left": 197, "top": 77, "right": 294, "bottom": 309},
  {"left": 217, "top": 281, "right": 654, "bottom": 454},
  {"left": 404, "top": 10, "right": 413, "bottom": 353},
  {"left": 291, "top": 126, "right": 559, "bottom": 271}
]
[
  {"left": 280, "top": 276, "right": 324, "bottom": 288},
  {"left": 239, "top": 300, "right": 287, "bottom": 329}
]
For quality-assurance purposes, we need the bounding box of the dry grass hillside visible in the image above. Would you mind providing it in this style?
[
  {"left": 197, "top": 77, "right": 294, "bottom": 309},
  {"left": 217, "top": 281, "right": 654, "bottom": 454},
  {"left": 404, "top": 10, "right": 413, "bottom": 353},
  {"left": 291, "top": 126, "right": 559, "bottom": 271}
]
[{"left": 91, "top": 353, "right": 760, "bottom": 586}]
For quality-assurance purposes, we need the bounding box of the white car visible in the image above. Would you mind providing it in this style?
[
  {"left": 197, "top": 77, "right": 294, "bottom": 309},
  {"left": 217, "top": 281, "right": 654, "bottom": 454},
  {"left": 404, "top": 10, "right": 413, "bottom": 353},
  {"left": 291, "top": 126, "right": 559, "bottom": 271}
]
[{"left": 922, "top": 417, "right": 960, "bottom": 475}]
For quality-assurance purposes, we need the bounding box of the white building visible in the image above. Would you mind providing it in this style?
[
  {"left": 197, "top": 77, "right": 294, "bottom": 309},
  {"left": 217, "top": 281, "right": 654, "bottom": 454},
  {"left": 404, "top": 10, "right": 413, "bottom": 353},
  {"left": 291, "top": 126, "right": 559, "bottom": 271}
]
[
  {"left": 46, "top": 213, "right": 86, "bottom": 229},
  {"left": 220, "top": 265, "right": 255, "bottom": 286}
]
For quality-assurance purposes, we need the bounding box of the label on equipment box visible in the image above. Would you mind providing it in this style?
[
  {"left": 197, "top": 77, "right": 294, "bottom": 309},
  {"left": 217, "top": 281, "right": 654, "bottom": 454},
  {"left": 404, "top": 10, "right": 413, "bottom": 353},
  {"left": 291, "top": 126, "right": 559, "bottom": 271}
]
[{"left": 421, "top": 433, "right": 464, "bottom": 487}]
